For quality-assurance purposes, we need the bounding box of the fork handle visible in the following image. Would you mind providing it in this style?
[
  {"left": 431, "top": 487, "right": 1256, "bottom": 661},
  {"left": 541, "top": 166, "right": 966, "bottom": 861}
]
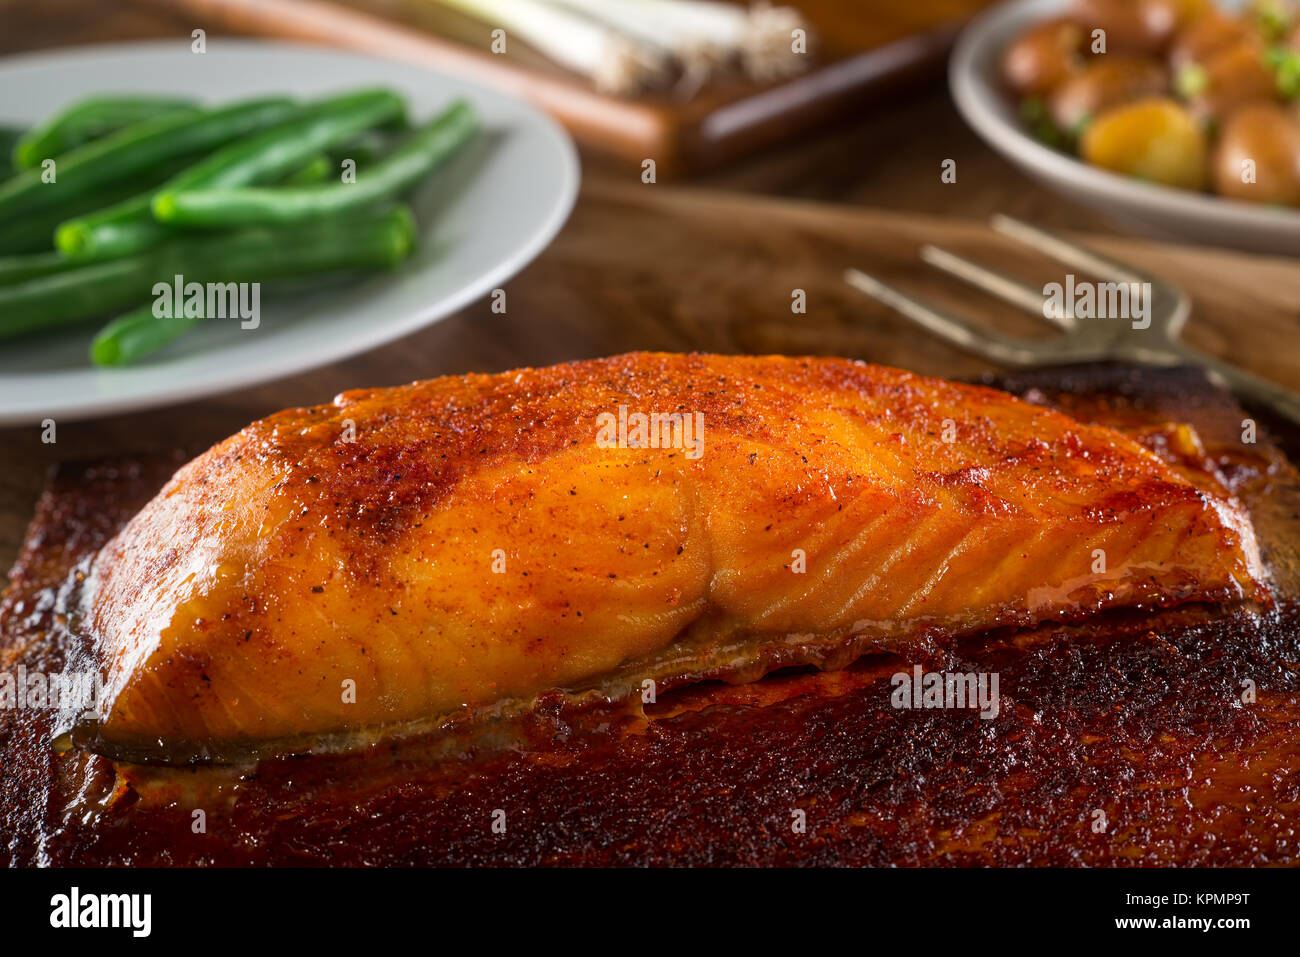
[{"left": 1172, "top": 343, "right": 1300, "bottom": 427}]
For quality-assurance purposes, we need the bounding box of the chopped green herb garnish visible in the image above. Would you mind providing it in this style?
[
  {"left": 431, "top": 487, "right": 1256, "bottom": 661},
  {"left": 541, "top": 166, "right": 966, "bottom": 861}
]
[
  {"left": 1268, "top": 46, "right": 1300, "bottom": 99},
  {"left": 1175, "top": 63, "right": 1209, "bottom": 99}
]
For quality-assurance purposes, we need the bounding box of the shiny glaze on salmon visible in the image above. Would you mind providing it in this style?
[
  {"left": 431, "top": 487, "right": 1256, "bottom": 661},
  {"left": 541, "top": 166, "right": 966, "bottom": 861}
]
[{"left": 78, "top": 353, "right": 1266, "bottom": 763}]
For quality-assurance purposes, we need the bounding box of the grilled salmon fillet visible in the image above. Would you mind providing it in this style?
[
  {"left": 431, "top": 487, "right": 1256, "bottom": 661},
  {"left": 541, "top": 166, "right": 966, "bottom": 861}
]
[{"left": 77, "top": 353, "right": 1265, "bottom": 762}]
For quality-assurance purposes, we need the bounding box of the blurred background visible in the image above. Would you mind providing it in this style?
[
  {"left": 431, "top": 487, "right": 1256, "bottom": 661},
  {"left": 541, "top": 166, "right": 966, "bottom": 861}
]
[{"left": 1, "top": 0, "right": 1107, "bottom": 224}]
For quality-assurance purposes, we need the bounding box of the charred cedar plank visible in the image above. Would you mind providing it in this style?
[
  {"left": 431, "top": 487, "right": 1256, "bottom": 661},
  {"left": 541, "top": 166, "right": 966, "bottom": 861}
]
[{"left": 2, "top": 365, "right": 1298, "bottom": 866}]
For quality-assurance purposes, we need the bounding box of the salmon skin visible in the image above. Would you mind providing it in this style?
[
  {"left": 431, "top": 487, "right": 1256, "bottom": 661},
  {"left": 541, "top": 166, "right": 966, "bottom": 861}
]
[{"left": 74, "top": 353, "right": 1266, "bottom": 764}]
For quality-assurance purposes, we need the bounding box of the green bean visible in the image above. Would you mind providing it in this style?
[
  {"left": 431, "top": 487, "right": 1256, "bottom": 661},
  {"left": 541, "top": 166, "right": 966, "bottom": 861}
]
[
  {"left": 58, "top": 89, "right": 407, "bottom": 260},
  {"left": 160, "top": 203, "right": 416, "bottom": 280},
  {"left": 1, "top": 204, "right": 416, "bottom": 341},
  {"left": 282, "top": 154, "right": 332, "bottom": 186},
  {"left": 0, "top": 151, "right": 206, "bottom": 255},
  {"left": 90, "top": 302, "right": 201, "bottom": 367},
  {"left": 0, "top": 127, "right": 22, "bottom": 180},
  {"left": 0, "top": 258, "right": 159, "bottom": 339},
  {"left": 330, "top": 128, "right": 396, "bottom": 170},
  {"left": 154, "top": 100, "right": 476, "bottom": 228},
  {"left": 0, "top": 97, "right": 297, "bottom": 221},
  {"left": 55, "top": 194, "right": 164, "bottom": 261},
  {"left": 13, "top": 96, "right": 196, "bottom": 170},
  {"left": 0, "top": 221, "right": 52, "bottom": 256},
  {"left": 0, "top": 222, "right": 54, "bottom": 256},
  {"left": 0, "top": 251, "right": 78, "bottom": 286}
]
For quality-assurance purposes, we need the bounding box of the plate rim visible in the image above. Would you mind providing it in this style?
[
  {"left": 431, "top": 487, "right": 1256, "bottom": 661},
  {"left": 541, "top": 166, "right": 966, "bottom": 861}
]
[{"left": 0, "top": 38, "right": 582, "bottom": 426}]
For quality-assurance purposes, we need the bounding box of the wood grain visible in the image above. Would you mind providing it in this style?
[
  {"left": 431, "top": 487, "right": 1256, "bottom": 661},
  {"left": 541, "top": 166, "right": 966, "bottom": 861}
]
[{"left": 1, "top": 183, "right": 1297, "bottom": 573}]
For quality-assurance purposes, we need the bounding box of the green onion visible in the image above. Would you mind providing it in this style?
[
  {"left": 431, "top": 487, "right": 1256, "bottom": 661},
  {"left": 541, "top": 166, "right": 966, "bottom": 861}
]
[
  {"left": 435, "top": 0, "right": 811, "bottom": 91},
  {"left": 1019, "top": 97, "right": 1063, "bottom": 147},
  {"left": 554, "top": 0, "right": 812, "bottom": 83},
  {"left": 434, "top": 0, "right": 671, "bottom": 95}
]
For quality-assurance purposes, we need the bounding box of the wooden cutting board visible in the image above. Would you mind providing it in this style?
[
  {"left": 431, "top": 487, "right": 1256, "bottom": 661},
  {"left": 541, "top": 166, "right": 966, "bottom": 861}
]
[
  {"left": 145, "top": 0, "right": 998, "bottom": 173},
  {"left": 1, "top": 184, "right": 1298, "bottom": 570}
]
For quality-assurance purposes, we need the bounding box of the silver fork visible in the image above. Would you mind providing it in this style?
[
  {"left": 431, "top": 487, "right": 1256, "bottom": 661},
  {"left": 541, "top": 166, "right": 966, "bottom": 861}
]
[{"left": 844, "top": 215, "right": 1300, "bottom": 425}]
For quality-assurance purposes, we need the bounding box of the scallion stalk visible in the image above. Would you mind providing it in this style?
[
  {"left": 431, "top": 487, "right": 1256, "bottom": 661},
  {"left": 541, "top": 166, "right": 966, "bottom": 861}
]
[
  {"left": 555, "top": 0, "right": 813, "bottom": 83},
  {"left": 434, "top": 0, "right": 672, "bottom": 95}
]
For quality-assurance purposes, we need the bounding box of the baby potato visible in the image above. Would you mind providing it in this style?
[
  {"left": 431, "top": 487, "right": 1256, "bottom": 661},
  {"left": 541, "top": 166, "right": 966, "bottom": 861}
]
[
  {"left": 1169, "top": 11, "right": 1255, "bottom": 70},
  {"left": 1002, "top": 18, "right": 1087, "bottom": 96},
  {"left": 1184, "top": 40, "right": 1279, "bottom": 123},
  {"left": 1068, "top": 0, "right": 1178, "bottom": 54},
  {"left": 1168, "top": 0, "right": 1215, "bottom": 21},
  {"left": 1212, "top": 103, "right": 1300, "bottom": 204},
  {"left": 1142, "top": 0, "right": 1216, "bottom": 37},
  {"left": 1049, "top": 55, "right": 1169, "bottom": 135},
  {"left": 1080, "top": 97, "right": 1208, "bottom": 189}
]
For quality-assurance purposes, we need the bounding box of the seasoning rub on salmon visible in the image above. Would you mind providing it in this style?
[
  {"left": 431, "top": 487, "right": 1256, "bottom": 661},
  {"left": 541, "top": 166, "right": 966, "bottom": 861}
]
[{"left": 78, "top": 353, "right": 1266, "bottom": 763}]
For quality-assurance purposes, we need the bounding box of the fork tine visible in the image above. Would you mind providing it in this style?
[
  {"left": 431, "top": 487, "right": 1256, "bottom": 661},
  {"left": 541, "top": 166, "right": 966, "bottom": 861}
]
[
  {"left": 920, "top": 244, "right": 1076, "bottom": 331},
  {"left": 989, "top": 214, "right": 1150, "bottom": 285},
  {"left": 843, "top": 268, "right": 1051, "bottom": 367},
  {"left": 991, "top": 214, "right": 1191, "bottom": 334}
]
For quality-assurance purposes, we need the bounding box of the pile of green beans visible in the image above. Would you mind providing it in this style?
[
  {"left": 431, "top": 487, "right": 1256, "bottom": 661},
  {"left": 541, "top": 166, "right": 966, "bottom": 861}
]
[
  {"left": 154, "top": 100, "right": 478, "bottom": 227},
  {"left": 0, "top": 89, "right": 479, "bottom": 365}
]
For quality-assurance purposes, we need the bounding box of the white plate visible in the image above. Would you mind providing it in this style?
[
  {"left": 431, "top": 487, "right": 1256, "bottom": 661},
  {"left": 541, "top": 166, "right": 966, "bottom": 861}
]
[
  {"left": 0, "top": 40, "right": 580, "bottom": 425},
  {"left": 950, "top": 0, "right": 1300, "bottom": 255}
]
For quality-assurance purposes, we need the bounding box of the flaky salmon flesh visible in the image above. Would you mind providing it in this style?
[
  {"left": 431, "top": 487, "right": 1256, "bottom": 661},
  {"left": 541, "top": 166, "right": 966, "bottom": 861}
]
[{"left": 76, "top": 353, "right": 1266, "bottom": 763}]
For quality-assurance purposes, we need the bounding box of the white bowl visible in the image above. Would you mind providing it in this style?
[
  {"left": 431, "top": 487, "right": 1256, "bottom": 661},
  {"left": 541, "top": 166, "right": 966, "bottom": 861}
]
[{"left": 949, "top": 0, "right": 1300, "bottom": 255}]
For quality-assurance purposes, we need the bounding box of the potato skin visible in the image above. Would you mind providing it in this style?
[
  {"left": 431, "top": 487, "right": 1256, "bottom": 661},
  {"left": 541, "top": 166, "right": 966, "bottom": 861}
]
[
  {"left": 1169, "top": 0, "right": 1216, "bottom": 21},
  {"left": 1002, "top": 18, "right": 1087, "bottom": 96},
  {"left": 1049, "top": 55, "right": 1169, "bottom": 135},
  {"left": 1169, "top": 10, "right": 1256, "bottom": 70},
  {"left": 1213, "top": 103, "right": 1300, "bottom": 204},
  {"left": 1068, "top": 0, "right": 1180, "bottom": 54},
  {"left": 1080, "top": 96, "right": 1208, "bottom": 189},
  {"left": 1185, "top": 40, "right": 1279, "bottom": 123}
]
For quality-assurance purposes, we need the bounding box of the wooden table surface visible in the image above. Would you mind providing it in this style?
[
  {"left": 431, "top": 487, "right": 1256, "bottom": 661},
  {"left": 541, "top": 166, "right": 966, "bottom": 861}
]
[{"left": 0, "top": 0, "right": 1293, "bottom": 572}]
